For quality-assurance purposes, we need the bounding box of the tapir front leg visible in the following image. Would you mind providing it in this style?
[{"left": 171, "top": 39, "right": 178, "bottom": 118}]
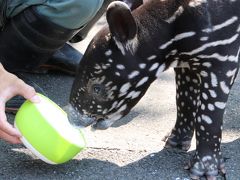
[{"left": 164, "top": 68, "right": 199, "bottom": 151}]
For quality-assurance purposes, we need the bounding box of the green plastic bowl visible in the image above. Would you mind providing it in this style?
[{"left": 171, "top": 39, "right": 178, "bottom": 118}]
[{"left": 14, "top": 94, "right": 86, "bottom": 164}]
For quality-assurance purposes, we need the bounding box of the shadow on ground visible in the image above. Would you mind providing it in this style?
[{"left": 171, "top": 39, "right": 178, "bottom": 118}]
[{"left": 0, "top": 139, "right": 239, "bottom": 179}]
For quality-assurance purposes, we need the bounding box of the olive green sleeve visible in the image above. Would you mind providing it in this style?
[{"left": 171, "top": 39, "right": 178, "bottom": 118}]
[
  {"left": 35, "top": 0, "right": 104, "bottom": 29},
  {"left": 6, "top": 0, "right": 103, "bottom": 29}
]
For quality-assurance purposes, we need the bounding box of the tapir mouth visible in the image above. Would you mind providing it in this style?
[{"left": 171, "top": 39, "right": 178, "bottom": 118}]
[
  {"left": 91, "top": 118, "right": 113, "bottom": 130},
  {"left": 63, "top": 104, "right": 112, "bottom": 130}
]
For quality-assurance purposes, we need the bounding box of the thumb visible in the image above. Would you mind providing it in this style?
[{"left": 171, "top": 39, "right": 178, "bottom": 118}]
[{"left": 15, "top": 80, "right": 41, "bottom": 103}]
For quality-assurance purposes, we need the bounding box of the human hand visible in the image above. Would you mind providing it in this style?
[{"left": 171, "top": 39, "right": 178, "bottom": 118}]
[{"left": 0, "top": 64, "right": 40, "bottom": 144}]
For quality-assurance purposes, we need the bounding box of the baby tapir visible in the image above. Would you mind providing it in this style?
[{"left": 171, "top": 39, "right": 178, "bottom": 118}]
[{"left": 65, "top": 0, "right": 240, "bottom": 179}]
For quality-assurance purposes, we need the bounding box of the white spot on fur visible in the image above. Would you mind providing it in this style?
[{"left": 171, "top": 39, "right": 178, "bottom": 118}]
[
  {"left": 115, "top": 104, "right": 127, "bottom": 114},
  {"left": 110, "top": 85, "right": 117, "bottom": 91},
  {"left": 117, "top": 100, "right": 125, "bottom": 108},
  {"left": 202, "top": 92, "right": 208, "bottom": 100},
  {"left": 201, "top": 104, "right": 205, "bottom": 110},
  {"left": 186, "top": 76, "right": 190, "bottom": 82},
  {"left": 198, "top": 53, "right": 239, "bottom": 62},
  {"left": 107, "top": 104, "right": 128, "bottom": 122},
  {"left": 181, "top": 34, "right": 239, "bottom": 56},
  {"left": 94, "top": 69, "right": 103, "bottom": 74},
  {"left": 149, "top": 63, "right": 159, "bottom": 71},
  {"left": 159, "top": 32, "right": 196, "bottom": 50},
  {"left": 189, "top": 0, "right": 207, "bottom": 7},
  {"left": 210, "top": 73, "right": 218, "bottom": 87},
  {"left": 139, "top": 63, "right": 146, "bottom": 69},
  {"left": 126, "top": 91, "right": 141, "bottom": 99},
  {"left": 119, "top": 82, "right": 131, "bottom": 97},
  {"left": 108, "top": 58, "right": 113, "bottom": 63},
  {"left": 202, "top": 16, "right": 238, "bottom": 33},
  {"left": 200, "top": 125, "right": 205, "bottom": 131},
  {"left": 202, "top": 62, "right": 212, "bottom": 68},
  {"left": 128, "top": 71, "right": 140, "bottom": 79},
  {"left": 147, "top": 55, "right": 157, "bottom": 61},
  {"left": 200, "top": 36, "right": 209, "bottom": 41},
  {"left": 94, "top": 64, "right": 101, "bottom": 70},
  {"left": 169, "top": 60, "right": 179, "bottom": 68},
  {"left": 208, "top": 104, "right": 215, "bottom": 111},
  {"left": 105, "top": 50, "right": 112, "bottom": 56},
  {"left": 105, "top": 81, "right": 113, "bottom": 88},
  {"left": 201, "top": 114, "right": 213, "bottom": 124},
  {"left": 116, "top": 64, "right": 125, "bottom": 70},
  {"left": 226, "top": 68, "right": 237, "bottom": 85},
  {"left": 200, "top": 71, "right": 208, "bottom": 77},
  {"left": 136, "top": 77, "right": 149, "bottom": 88},
  {"left": 215, "top": 102, "right": 226, "bottom": 109},
  {"left": 107, "top": 91, "right": 114, "bottom": 100},
  {"left": 204, "top": 83, "right": 209, "bottom": 88},
  {"left": 209, "top": 90, "right": 217, "bottom": 98},
  {"left": 166, "top": 6, "right": 184, "bottom": 23},
  {"left": 192, "top": 79, "right": 199, "bottom": 84},
  {"left": 226, "top": 68, "right": 237, "bottom": 77},
  {"left": 237, "top": 24, "right": 240, "bottom": 32},
  {"left": 165, "top": 49, "right": 178, "bottom": 59},
  {"left": 156, "top": 64, "right": 166, "bottom": 78},
  {"left": 103, "top": 108, "right": 108, "bottom": 114},
  {"left": 220, "top": 81, "right": 230, "bottom": 94},
  {"left": 115, "top": 72, "right": 121, "bottom": 76},
  {"left": 109, "top": 101, "right": 118, "bottom": 112}
]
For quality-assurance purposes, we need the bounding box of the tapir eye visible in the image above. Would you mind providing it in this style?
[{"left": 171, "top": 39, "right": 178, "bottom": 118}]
[
  {"left": 92, "top": 84, "right": 105, "bottom": 95},
  {"left": 89, "top": 83, "right": 108, "bottom": 101},
  {"left": 93, "top": 85, "right": 102, "bottom": 94}
]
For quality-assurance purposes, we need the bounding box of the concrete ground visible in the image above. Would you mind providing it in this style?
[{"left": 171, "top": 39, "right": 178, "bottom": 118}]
[{"left": 0, "top": 17, "right": 240, "bottom": 180}]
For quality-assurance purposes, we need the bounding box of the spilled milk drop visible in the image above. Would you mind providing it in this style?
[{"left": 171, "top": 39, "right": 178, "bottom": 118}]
[{"left": 62, "top": 103, "right": 96, "bottom": 128}]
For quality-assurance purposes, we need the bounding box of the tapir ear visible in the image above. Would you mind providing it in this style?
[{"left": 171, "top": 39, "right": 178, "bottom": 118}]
[{"left": 106, "top": 1, "right": 137, "bottom": 43}]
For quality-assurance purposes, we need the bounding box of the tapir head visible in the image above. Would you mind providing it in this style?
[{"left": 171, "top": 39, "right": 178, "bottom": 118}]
[{"left": 65, "top": 1, "right": 171, "bottom": 129}]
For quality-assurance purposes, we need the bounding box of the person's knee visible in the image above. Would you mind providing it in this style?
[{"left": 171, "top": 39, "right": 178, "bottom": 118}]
[{"left": 36, "top": 0, "right": 104, "bottom": 29}]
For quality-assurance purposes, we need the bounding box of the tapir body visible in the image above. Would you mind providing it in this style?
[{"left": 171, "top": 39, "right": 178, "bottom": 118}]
[{"left": 65, "top": 0, "right": 240, "bottom": 178}]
